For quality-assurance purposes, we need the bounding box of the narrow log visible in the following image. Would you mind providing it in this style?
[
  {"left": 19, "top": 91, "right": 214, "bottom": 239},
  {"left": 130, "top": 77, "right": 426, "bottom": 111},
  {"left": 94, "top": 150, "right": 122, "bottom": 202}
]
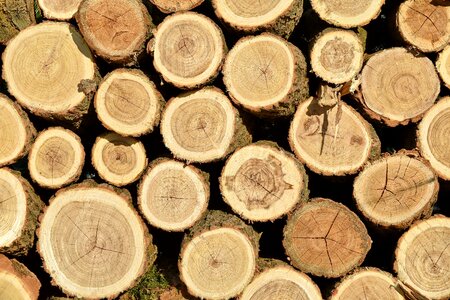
[
  {"left": 359, "top": 47, "right": 440, "bottom": 126},
  {"left": 0, "top": 0, "right": 36, "bottom": 44},
  {"left": 437, "top": 45, "right": 450, "bottom": 89},
  {"left": 150, "top": 0, "right": 204, "bottom": 13},
  {"left": 220, "top": 141, "right": 309, "bottom": 222},
  {"left": 330, "top": 267, "right": 405, "bottom": 300},
  {"left": 138, "top": 158, "right": 209, "bottom": 232},
  {"left": 38, "top": 0, "right": 82, "bottom": 20},
  {"left": 94, "top": 68, "right": 165, "bottom": 137},
  {"left": 310, "top": 0, "right": 385, "bottom": 28},
  {"left": 179, "top": 210, "right": 259, "bottom": 299},
  {"left": 311, "top": 28, "right": 364, "bottom": 84},
  {"left": 417, "top": 96, "right": 450, "bottom": 180},
  {"left": 283, "top": 198, "right": 372, "bottom": 278},
  {"left": 222, "top": 33, "right": 309, "bottom": 117},
  {"left": 76, "top": 0, "right": 153, "bottom": 65},
  {"left": 353, "top": 152, "right": 439, "bottom": 229},
  {"left": 37, "top": 181, "right": 157, "bottom": 299},
  {"left": 0, "top": 168, "right": 44, "bottom": 256},
  {"left": 289, "top": 96, "right": 381, "bottom": 176},
  {"left": 397, "top": 0, "right": 450, "bottom": 53},
  {"left": 211, "top": 0, "right": 303, "bottom": 38},
  {"left": 0, "top": 254, "right": 41, "bottom": 300},
  {"left": 92, "top": 132, "right": 147, "bottom": 187},
  {"left": 2, "top": 22, "right": 97, "bottom": 128},
  {"left": 0, "top": 93, "right": 36, "bottom": 167},
  {"left": 160, "top": 87, "right": 251, "bottom": 163},
  {"left": 394, "top": 215, "right": 450, "bottom": 300},
  {"left": 28, "top": 127, "right": 85, "bottom": 189},
  {"left": 151, "top": 12, "right": 226, "bottom": 90}
]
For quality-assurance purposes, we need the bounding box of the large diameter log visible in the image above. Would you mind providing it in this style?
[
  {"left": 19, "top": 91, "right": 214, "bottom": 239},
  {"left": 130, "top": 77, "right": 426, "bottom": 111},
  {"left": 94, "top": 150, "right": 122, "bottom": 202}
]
[
  {"left": 179, "top": 211, "right": 259, "bottom": 299},
  {"left": 211, "top": 0, "right": 303, "bottom": 39},
  {"left": 150, "top": 0, "right": 204, "bottom": 13},
  {"left": 0, "top": 168, "right": 44, "bottom": 256},
  {"left": 138, "top": 158, "right": 209, "bottom": 232},
  {"left": 38, "top": 0, "right": 82, "bottom": 20},
  {"left": 394, "top": 215, "right": 450, "bottom": 300},
  {"left": 283, "top": 198, "right": 372, "bottom": 278},
  {"left": 353, "top": 152, "right": 439, "bottom": 229},
  {"left": 397, "top": 0, "right": 450, "bottom": 53},
  {"left": 0, "top": 254, "right": 41, "bottom": 300},
  {"left": 0, "top": 94, "right": 36, "bottom": 167},
  {"left": 330, "top": 267, "right": 405, "bottom": 300},
  {"left": 437, "top": 45, "right": 450, "bottom": 89},
  {"left": 28, "top": 127, "right": 85, "bottom": 189},
  {"left": 0, "top": 0, "right": 35, "bottom": 44},
  {"left": 417, "top": 96, "right": 450, "bottom": 180},
  {"left": 289, "top": 97, "right": 381, "bottom": 176},
  {"left": 220, "top": 141, "right": 309, "bottom": 222},
  {"left": 160, "top": 87, "right": 251, "bottom": 163},
  {"left": 360, "top": 47, "right": 440, "bottom": 126},
  {"left": 311, "top": 0, "right": 385, "bottom": 28},
  {"left": 76, "top": 0, "right": 154, "bottom": 65},
  {"left": 94, "top": 68, "right": 165, "bottom": 137},
  {"left": 37, "top": 181, "right": 157, "bottom": 299},
  {"left": 223, "top": 33, "right": 309, "bottom": 117},
  {"left": 2, "top": 22, "right": 96, "bottom": 127},
  {"left": 151, "top": 12, "right": 227, "bottom": 90}
]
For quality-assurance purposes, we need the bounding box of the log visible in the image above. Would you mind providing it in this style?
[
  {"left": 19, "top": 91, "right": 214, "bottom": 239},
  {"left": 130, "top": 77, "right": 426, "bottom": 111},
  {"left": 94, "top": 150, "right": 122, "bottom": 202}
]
[
  {"left": 38, "top": 0, "right": 82, "bottom": 20},
  {"left": 2, "top": 22, "right": 97, "bottom": 128},
  {"left": 310, "top": 28, "right": 364, "bottom": 84},
  {"left": 76, "top": 0, "right": 154, "bottom": 65},
  {"left": 436, "top": 45, "right": 450, "bottom": 89},
  {"left": 417, "top": 96, "right": 450, "bottom": 180},
  {"left": 160, "top": 87, "right": 251, "bottom": 163},
  {"left": 283, "top": 198, "right": 372, "bottom": 278},
  {"left": 394, "top": 215, "right": 450, "bottom": 300},
  {"left": 94, "top": 68, "right": 165, "bottom": 137},
  {"left": 353, "top": 152, "right": 439, "bottom": 229},
  {"left": 0, "top": 254, "right": 41, "bottom": 300},
  {"left": 0, "top": 168, "right": 44, "bottom": 256},
  {"left": 179, "top": 210, "right": 259, "bottom": 299},
  {"left": 138, "top": 158, "right": 209, "bottom": 232},
  {"left": 149, "top": 0, "right": 204, "bottom": 13},
  {"left": 222, "top": 33, "right": 309, "bottom": 117},
  {"left": 37, "top": 180, "right": 157, "bottom": 299},
  {"left": 310, "top": 0, "right": 385, "bottom": 28},
  {"left": 0, "top": 93, "right": 36, "bottom": 167},
  {"left": 28, "top": 127, "right": 85, "bottom": 189},
  {"left": 289, "top": 96, "right": 381, "bottom": 176},
  {"left": 211, "top": 0, "right": 303, "bottom": 39},
  {"left": 359, "top": 47, "right": 441, "bottom": 126},
  {"left": 0, "top": 0, "right": 36, "bottom": 44},
  {"left": 330, "top": 267, "right": 405, "bottom": 300},
  {"left": 219, "top": 141, "right": 309, "bottom": 222},
  {"left": 91, "top": 132, "right": 147, "bottom": 187},
  {"left": 151, "top": 12, "right": 226, "bottom": 90},
  {"left": 397, "top": 0, "right": 450, "bottom": 53}
]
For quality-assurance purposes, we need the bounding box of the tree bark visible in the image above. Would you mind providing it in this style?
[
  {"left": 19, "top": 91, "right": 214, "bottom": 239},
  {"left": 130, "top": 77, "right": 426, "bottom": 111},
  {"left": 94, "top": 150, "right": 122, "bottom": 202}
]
[{"left": 0, "top": 0, "right": 36, "bottom": 44}]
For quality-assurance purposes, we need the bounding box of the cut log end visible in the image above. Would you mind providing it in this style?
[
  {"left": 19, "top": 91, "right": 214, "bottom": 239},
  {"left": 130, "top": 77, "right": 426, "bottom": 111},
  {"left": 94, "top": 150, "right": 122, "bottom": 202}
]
[
  {"left": 0, "top": 255, "right": 41, "bottom": 300},
  {"left": 223, "top": 33, "right": 309, "bottom": 117},
  {"left": 361, "top": 47, "right": 440, "bottom": 126},
  {"left": 397, "top": 0, "right": 450, "bottom": 53},
  {"left": 76, "top": 0, "right": 153, "bottom": 65},
  {"left": 311, "top": 0, "right": 385, "bottom": 28},
  {"left": 150, "top": 0, "right": 204, "bottom": 13},
  {"left": 418, "top": 96, "right": 450, "bottom": 180},
  {"left": 138, "top": 159, "right": 209, "bottom": 232},
  {"left": 354, "top": 153, "right": 439, "bottom": 229},
  {"left": 95, "top": 69, "right": 164, "bottom": 137},
  {"left": 38, "top": 0, "right": 82, "bottom": 20},
  {"left": 283, "top": 198, "right": 372, "bottom": 278},
  {"left": 37, "top": 182, "right": 156, "bottom": 299},
  {"left": 220, "top": 141, "right": 308, "bottom": 222},
  {"left": 437, "top": 45, "right": 450, "bottom": 90},
  {"left": 289, "top": 97, "right": 380, "bottom": 176},
  {"left": 241, "top": 265, "right": 322, "bottom": 300},
  {"left": 92, "top": 132, "right": 147, "bottom": 187},
  {"left": 153, "top": 12, "right": 226, "bottom": 89},
  {"left": 394, "top": 215, "right": 450, "bottom": 300},
  {"left": 311, "top": 29, "right": 364, "bottom": 84}
]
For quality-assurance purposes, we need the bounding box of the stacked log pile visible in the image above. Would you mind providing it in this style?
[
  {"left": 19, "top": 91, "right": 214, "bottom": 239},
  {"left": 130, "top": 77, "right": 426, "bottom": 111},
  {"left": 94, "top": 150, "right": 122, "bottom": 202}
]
[{"left": 0, "top": 0, "right": 449, "bottom": 299}]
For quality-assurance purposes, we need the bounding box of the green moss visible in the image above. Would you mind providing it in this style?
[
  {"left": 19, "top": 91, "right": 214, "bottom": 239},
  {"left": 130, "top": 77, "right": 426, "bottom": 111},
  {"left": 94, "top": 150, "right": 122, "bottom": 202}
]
[{"left": 126, "top": 266, "right": 170, "bottom": 300}]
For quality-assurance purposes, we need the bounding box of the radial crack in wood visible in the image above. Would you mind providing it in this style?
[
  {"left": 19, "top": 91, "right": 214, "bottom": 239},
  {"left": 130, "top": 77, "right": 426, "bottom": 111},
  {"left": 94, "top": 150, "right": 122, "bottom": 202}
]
[
  {"left": 38, "top": 0, "right": 82, "bottom": 20},
  {"left": 437, "top": 45, "right": 450, "bottom": 89},
  {"left": 150, "top": 0, "right": 204, "bottom": 13}
]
